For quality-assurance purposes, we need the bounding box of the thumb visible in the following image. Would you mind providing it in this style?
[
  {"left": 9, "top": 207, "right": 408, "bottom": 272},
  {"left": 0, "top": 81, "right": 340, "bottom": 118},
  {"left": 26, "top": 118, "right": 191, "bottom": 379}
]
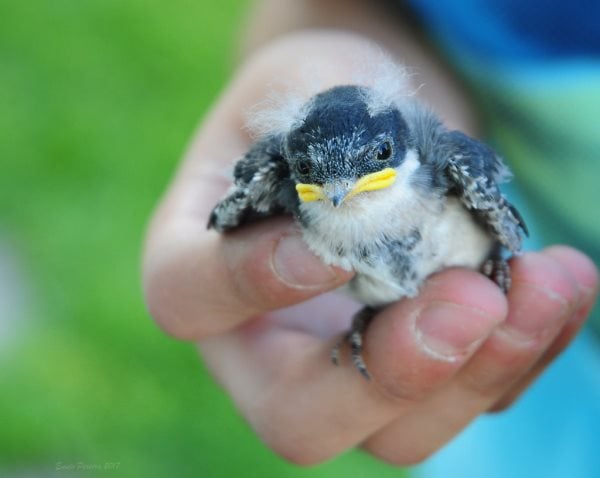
[{"left": 143, "top": 215, "right": 351, "bottom": 340}]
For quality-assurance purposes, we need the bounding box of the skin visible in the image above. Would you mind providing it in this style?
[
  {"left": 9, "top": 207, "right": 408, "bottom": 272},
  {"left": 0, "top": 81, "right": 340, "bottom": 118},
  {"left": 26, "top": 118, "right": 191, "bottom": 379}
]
[{"left": 142, "top": 0, "right": 599, "bottom": 466}]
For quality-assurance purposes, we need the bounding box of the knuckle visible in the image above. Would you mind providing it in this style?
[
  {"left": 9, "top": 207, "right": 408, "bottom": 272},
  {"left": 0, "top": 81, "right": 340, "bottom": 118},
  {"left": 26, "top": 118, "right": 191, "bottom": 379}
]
[
  {"left": 255, "top": 424, "right": 331, "bottom": 466},
  {"left": 143, "top": 266, "right": 215, "bottom": 340},
  {"left": 269, "top": 442, "right": 327, "bottom": 467},
  {"left": 371, "top": 353, "right": 458, "bottom": 403},
  {"left": 367, "top": 445, "right": 435, "bottom": 467},
  {"left": 487, "top": 399, "right": 514, "bottom": 413},
  {"left": 369, "top": 351, "right": 424, "bottom": 401},
  {"left": 143, "top": 276, "right": 191, "bottom": 340},
  {"left": 459, "top": 364, "right": 512, "bottom": 400},
  {"left": 250, "top": 390, "right": 338, "bottom": 466},
  {"left": 456, "top": 343, "right": 531, "bottom": 398},
  {"left": 373, "top": 376, "right": 431, "bottom": 403}
]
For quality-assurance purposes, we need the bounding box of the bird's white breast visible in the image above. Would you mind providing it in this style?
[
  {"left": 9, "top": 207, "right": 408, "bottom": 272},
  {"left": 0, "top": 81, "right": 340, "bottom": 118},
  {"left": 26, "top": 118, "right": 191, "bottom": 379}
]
[{"left": 298, "top": 151, "right": 494, "bottom": 306}]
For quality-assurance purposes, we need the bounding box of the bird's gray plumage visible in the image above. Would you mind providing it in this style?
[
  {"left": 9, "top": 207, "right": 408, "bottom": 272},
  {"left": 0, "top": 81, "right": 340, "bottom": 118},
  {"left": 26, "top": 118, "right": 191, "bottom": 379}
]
[
  {"left": 208, "top": 134, "right": 296, "bottom": 230},
  {"left": 208, "top": 84, "right": 527, "bottom": 378}
]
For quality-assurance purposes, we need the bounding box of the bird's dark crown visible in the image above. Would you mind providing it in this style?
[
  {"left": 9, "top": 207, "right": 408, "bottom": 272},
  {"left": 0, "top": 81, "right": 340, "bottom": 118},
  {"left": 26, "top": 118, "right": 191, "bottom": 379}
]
[{"left": 284, "top": 85, "right": 411, "bottom": 185}]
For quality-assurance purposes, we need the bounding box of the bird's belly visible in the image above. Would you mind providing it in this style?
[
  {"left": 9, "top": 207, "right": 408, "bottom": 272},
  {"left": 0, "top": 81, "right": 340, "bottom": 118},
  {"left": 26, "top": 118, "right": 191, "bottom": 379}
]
[
  {"left": 309, "top": 197, "right": 495, "bottom": 307},
  {"left": 417, "top": 197, "right": 495, "bottom": 275},
  {"left": 346, "top": 272, "right": 420, "bottom": 307}
]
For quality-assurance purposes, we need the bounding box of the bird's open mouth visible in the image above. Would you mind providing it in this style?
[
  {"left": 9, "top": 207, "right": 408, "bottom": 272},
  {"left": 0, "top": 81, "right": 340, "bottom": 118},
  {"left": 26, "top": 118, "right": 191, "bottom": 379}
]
[{"left": 296, "top": 168, "right": 397, "bottom": 206}]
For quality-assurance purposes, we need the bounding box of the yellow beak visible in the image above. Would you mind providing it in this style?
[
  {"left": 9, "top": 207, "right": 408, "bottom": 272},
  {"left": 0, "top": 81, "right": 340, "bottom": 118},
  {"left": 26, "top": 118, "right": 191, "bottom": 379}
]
[{"left": 296, "top": 168, "right": 397, "bottom": 205}]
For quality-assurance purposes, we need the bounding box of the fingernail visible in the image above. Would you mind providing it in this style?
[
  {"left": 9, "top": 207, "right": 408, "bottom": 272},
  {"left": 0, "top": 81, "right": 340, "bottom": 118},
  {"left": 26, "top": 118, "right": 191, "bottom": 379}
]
[
  {"left": 415, "top": 301, "right": 501, "bottom": 360},
  {"left": 272, "top": 234, "right": 341, "bottom": 288}
]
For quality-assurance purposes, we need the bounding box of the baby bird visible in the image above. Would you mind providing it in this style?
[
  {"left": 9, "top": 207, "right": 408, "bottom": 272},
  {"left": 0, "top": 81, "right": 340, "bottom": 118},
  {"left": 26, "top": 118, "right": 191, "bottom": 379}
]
[{"left": 208, "top": 83, "right": 527, "bottom": 379}]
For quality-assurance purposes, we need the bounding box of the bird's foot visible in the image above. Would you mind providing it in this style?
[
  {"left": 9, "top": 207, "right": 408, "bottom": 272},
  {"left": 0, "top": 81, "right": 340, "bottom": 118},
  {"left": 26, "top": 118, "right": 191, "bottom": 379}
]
[
  {"left": 482, "top": 256, "right": 511, "bottom": 293},
  {"left": 331, "top": 306, "right": 378, "bottom": 380}
]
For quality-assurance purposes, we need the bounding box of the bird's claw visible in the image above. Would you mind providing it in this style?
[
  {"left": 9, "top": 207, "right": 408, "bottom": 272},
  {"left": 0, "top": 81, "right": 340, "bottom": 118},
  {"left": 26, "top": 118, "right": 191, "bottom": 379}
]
[
  {"left": 482, "top": 256, "right": 511, "bottom": 293},
  {"left": 331, "top": 307, "right": 377, "bottom": 380}
]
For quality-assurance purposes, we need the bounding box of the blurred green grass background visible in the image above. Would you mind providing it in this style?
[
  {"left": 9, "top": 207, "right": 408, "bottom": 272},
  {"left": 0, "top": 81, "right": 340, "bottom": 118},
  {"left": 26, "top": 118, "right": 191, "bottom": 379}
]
[{"left": 0, "top": 1, "right": 406, "bottom": 476}]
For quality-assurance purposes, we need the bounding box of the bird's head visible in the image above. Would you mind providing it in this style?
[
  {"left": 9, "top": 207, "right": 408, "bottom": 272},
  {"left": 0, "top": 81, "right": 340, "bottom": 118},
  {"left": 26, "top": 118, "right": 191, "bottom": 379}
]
[{"left": 284, "top": 85, "right": 412, "bottom": 208}]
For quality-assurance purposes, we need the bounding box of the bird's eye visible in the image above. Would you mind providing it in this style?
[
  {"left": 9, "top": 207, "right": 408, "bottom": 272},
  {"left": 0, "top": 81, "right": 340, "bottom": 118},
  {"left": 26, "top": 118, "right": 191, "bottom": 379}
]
[
  {"left": 375, "top": 141, "right": 393, "bottom": 160},
  {"left": 295, "top": 159, "right": 311, "bottom": 176}
]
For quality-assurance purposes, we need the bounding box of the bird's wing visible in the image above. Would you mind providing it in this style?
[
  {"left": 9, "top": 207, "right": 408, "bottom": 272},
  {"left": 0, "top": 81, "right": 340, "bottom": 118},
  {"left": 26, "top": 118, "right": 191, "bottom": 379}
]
[
  {"left": 207, "top": 134, "right": 298, "bottom": 232},
  {"left": 440, "top": 130, "right": 528, "bottom": 254}
]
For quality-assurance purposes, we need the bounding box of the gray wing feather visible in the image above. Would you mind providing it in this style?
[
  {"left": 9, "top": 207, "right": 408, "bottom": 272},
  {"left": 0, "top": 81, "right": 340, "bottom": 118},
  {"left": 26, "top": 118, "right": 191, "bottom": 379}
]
[
  {"left": 409, "top": 107, "right": 527, "bottom": 253},
  {"left": 207, "top": 134, "right": 298, "bottom": 232},
  {"left": 442, "top": 130, "right": 527, "bottom": 253}
]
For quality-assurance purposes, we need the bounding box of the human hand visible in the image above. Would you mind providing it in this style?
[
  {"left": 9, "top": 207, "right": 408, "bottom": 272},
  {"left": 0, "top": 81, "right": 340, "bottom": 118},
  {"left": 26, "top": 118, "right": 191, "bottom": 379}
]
[{"left": 142, "top": 33, "right": 599, "bottom": 465}]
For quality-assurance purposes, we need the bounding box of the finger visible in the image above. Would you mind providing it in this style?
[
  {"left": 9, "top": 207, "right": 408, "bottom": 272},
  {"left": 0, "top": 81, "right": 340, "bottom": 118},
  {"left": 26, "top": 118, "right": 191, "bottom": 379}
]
[
  {"left": 142, "top": 33, "right": 383, "bottom": 339},
  {"left": 487, "top": 305, "right": 584, "bottom": 412},
  {"left": 363, "top": 250, "right": 581, "bottom": 465},
  {"left": 144, "top": 214, "right": 352, "bottom": 340},
  {"left": 199, "top": 269, "right": 506, "bottom": 465},
  {"left": 490, "top": 245, "right": 599, "bottom": 411}
]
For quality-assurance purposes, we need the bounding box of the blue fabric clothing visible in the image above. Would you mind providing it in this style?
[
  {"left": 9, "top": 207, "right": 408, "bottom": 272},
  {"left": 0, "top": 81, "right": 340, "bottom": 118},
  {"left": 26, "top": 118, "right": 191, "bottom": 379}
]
[{"left": 408, "top": 0, "right": 600, "bottom": 60}]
